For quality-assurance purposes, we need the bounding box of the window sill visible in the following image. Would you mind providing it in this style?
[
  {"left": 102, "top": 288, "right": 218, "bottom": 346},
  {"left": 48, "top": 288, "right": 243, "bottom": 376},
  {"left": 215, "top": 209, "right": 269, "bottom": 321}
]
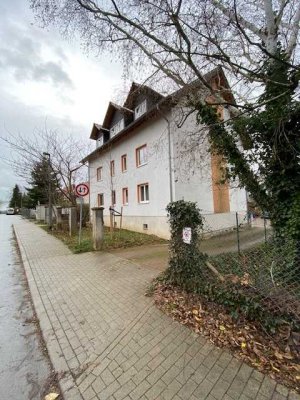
[
  {"left": 139, "top": 201, "right": 149, "bottom": 204},
  {"left": 137, "top": 162, "right": 148, "bottom": 168}
]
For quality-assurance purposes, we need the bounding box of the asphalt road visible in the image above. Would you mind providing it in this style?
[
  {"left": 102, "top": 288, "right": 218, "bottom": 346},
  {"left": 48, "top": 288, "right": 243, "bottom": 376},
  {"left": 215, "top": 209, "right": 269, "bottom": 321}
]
[{"left": 0, "top": 215, "right": 51, "bottom": 400}]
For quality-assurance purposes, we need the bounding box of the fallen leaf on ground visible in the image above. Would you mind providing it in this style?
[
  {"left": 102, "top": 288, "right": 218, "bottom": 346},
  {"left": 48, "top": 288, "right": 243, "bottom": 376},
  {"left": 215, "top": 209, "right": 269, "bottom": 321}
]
[
  {"left": 44, "top": 393, "right": 59, "bottom": 400},
  {"left": 153, "top": 283, "right": 300, "bottom": 394}
]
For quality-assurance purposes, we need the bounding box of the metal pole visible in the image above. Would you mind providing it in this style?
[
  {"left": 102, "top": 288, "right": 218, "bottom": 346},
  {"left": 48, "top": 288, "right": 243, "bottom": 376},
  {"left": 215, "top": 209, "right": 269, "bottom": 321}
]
[
  {"left": 236, "top": 212, "right": 241, "bottom": 255},
  {"left": 48, "top": 156, "right": 53, "bottom": 229},
  {"left": 79, "top": 196, "right": 83, "bottom": 245}
]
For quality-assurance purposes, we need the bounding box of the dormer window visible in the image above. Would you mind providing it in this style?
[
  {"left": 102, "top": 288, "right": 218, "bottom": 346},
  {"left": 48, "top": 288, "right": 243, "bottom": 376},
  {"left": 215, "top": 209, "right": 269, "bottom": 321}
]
[
  {"left": 134, "top": 100, "right": 147, "bottom": 120},
  {"left": 96, "top": 135, "right": 104, "bottom": 148},
  {"left": 110, "top": 118, "right": 124, "bottom": 138}
]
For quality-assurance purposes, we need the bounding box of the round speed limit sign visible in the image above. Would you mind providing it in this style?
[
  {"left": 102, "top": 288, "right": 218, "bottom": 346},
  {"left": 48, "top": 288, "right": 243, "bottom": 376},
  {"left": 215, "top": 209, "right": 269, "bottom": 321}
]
[{"left": 75, "top": 183, "right": 89, "bottom": 197}]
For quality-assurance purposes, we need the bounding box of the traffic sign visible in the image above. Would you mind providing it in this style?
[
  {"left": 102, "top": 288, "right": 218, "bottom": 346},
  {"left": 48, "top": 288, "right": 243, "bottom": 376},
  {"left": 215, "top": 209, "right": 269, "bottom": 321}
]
[{"left": 75, "top": 183, "right": 89, "bottom": 197}]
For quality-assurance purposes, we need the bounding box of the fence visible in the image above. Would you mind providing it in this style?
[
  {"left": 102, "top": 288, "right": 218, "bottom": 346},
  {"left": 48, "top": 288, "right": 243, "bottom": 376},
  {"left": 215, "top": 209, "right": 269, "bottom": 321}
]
[
  {"left": 21, "top": 208, "right": 36, "bottom": 219},
  {"left": 200, "top": 226, "right": 300, "bottom": 324},
  {"left": 202, "top": 211, "right": 271, "bottom": 254}
]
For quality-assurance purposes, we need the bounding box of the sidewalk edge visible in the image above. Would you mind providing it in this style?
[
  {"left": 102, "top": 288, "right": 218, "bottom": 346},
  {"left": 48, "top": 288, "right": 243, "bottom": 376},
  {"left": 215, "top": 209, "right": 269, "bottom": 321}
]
[{"left": 13, "top": 224, "right": 84, "bottom": 400}]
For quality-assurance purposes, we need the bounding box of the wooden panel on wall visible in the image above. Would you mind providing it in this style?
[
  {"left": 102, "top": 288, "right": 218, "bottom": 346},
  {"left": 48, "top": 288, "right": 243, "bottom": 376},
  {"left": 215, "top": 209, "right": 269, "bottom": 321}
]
[{"left": 211, "top": 153, "right": 230, "bottom": 213}]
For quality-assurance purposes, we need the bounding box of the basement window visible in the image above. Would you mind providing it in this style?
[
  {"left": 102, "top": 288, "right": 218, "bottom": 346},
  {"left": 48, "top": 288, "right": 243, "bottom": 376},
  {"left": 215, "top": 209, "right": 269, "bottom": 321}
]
[{"left": 143, "top": 223, "right": 148, "bottom": 230}]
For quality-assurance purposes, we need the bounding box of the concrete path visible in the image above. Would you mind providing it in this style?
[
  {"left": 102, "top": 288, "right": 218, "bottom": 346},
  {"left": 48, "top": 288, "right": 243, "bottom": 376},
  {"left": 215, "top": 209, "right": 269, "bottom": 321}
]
[
  {"left": 14, "top": 218, "right": 299, "bottom": 400},
  {"left": 110, "top": 226, "right": 270, "bottom": 271}
]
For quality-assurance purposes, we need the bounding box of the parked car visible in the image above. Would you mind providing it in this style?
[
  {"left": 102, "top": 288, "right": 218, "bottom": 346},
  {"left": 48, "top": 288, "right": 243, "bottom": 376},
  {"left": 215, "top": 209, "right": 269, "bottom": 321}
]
[{"left": 6, "top": 208, "right": 15, "bottom": 215}]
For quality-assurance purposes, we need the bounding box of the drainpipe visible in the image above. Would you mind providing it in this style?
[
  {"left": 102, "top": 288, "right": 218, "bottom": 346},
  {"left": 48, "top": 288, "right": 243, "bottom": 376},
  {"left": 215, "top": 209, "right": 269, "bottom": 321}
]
[{"left": 156, "top": 104, "right": 174, "bottom": 202}]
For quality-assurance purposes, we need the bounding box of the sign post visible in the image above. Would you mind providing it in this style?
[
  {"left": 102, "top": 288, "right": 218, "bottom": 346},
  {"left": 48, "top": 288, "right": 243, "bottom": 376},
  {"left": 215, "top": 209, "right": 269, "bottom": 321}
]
[{"left": 75, "top": 183, "right": 89, "bottom": 245}]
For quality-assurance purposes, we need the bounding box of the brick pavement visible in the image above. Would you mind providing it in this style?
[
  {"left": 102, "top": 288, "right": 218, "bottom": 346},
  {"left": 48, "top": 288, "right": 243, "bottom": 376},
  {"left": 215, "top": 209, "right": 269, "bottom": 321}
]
[{"left": 14, "top": 219, "right": 299, "bottom": 400}]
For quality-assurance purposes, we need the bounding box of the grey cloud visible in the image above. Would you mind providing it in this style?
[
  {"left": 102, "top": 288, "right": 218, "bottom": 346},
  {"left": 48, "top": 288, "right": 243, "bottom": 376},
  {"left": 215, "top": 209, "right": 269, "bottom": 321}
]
[
  {"left": 0, "top": 90, "right": 86, "bottom": 204},
  {"left": 0, "top": 13, "right": 73, "bottom": 89},
  {"left": 33, "top": 61, "right": 73, "bottom": 87}
]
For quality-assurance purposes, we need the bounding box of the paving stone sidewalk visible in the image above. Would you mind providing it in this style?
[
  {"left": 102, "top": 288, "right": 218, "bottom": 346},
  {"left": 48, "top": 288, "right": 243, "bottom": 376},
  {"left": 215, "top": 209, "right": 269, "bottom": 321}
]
[{"left": 14, "top": 219, "right": 299, "bottom": 400}]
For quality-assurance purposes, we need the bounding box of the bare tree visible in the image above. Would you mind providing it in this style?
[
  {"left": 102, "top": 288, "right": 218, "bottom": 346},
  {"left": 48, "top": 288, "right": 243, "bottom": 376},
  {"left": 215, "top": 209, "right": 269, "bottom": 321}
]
[
  {"left": 0, "top": 127, "right": 91, "bottom": 205},
  {"left": 30, "top": 0, "right": 300, "bottom": 237},
  {"left": 30, "top": 1, "right": 300, "bottom": 101}
]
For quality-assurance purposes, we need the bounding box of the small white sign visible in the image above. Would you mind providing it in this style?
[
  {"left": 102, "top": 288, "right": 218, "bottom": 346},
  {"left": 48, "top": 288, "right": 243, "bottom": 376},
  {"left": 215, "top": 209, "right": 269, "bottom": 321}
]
[{"left": 182, "top": 227, "right": 192, "bottom": 244}]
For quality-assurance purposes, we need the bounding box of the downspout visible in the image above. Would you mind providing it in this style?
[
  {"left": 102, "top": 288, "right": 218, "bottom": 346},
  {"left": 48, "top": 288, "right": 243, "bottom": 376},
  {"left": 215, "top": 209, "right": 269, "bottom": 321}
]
[{"left": 156, "top": 104, "right": 174, "bottom": 202}]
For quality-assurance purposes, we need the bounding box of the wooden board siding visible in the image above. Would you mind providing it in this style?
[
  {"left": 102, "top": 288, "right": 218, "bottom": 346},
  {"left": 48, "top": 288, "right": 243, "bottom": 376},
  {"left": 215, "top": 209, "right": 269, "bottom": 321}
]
[
  {"left": 211, "top": 152, "right": 230, "bottom": 213},
  {"left": 209, "top": 105, "right": 230, "bottom": 213}
]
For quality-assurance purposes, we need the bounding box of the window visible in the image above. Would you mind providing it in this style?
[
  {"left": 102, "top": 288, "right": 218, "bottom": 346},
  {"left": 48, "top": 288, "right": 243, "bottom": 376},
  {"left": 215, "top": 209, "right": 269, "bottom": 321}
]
[
  {"left": 96, "top": 166, "right": 102, "bottom": 181},
  {"left": 111, "top": 190, "right": 116, "bottom": 206},
  {"left": 97, "top": 193, "right": 104, "bottom": 206},
  {"left": 110, "top": 160, "right": 115, "bottom": 177},
  {"left": 134, "top": 100, "right": 147, "bottom": 119},
  {"left": 136, "top": 144, "right": 148, "bottom": 167},
  {"left": 122, "top": 187, "right": 128, "bottom": 205},
  {"left": 110, "top": 118, "right": 124, "bottom": 137},
  {"left": 96, "top": 135, "right": 103, "bottom": 148},
  {"left": 138, "top": 183, "right": 149, "bottom": 203},
  {"left": 121, "top": 154, "right": 127, "bottom": 172}
]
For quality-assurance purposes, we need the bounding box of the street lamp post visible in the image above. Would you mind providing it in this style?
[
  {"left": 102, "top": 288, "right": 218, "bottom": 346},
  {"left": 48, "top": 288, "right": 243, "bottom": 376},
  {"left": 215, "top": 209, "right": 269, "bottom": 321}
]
[{"left": 43, "top": 152, "right": 52, "bottom": 229}]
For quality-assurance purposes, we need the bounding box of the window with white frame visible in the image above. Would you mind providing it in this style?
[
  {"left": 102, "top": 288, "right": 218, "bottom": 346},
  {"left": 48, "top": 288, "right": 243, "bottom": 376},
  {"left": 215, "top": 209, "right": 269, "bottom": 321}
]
[
  {"left": 110, "top": 118, "right": 124, "bottom": 137},
  {"left": 134, "top": 100, "right": 147, "bottom": 119},
  {"left": 96, "top": 135, "right": 104, "bottom": 148},
  {"left": 121, "top": 154, "right": 127, "bottom": 172},
  {"left": 111, "top": 190, "right": 116, "bottom": 206},
  {"left": 136, "top": 144, "right": 148, "bottom": 167},
  {"left": 138, "top": 183, "right": 149, "bottom": 203},
  {"left": 122, "top": 187, "right": 128, "bottom": 205},
  {"left": 96, "top": 166, "right": 102, "bottom": 181},
  {"left": 98, "top": 193, "right": 104, "bottom": 206}
]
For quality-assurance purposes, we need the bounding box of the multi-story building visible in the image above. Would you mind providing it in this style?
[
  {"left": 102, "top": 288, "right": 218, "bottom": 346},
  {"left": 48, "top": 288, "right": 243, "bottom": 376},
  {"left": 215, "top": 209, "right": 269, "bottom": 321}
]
[{"left": 82, "top": 67, "right": 247, "bottom": 239}]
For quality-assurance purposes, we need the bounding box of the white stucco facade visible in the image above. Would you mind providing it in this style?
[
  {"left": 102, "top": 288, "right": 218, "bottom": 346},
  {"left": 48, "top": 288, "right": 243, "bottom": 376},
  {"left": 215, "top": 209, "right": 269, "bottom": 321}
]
[
  {"left": 88, "top": 105, "right": 247, "bottom": 239},
  {"left": 89, "top": 116, "right": 172, "bottom": 238}
]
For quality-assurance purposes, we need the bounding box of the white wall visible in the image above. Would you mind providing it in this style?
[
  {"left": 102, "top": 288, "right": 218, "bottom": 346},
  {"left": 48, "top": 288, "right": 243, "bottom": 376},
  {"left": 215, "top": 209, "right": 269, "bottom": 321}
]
[
  {"left": 170, "top": 107, "right": 215, "bottom": 213},
  {"left": 89, "top": 116, "right": 171, "bottom": 236},
  {"left": 88, "top": 105, "right": 248, "bottom": 238}
]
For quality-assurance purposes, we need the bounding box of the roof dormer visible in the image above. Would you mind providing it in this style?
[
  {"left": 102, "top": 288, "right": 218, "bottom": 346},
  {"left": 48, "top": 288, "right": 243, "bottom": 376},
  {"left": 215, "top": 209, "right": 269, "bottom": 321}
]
[
  {"left": 134, "top": 99, "right": 147, "bottom": 120},
  {"left": 110, "top": 118, "right": 125, "bottom": 138}
]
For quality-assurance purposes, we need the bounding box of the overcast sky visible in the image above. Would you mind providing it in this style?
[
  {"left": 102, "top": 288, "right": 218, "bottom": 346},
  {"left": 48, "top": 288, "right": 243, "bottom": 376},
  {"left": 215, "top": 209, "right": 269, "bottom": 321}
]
[{"left": 0, "top": 0, "right": 124, "bottom": 207}]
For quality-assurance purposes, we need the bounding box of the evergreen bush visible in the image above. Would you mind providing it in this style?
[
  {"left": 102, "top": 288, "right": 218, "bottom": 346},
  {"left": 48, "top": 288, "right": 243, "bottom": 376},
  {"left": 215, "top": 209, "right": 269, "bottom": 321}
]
[{"left": 165, "top": 200, "right": 207, "bottom": 290}]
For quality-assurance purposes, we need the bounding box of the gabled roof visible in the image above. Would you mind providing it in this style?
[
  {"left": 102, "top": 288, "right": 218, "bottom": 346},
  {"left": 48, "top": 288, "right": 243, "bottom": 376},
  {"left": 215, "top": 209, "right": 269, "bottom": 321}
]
[
  {"left": 82, "top": 66, "right": 235, "bottom": 163},
  {"left": 161, "top": 66, "right": 235, "bottom": 107},
  {"left": 102, "top": 101, "right": 133, "bottom": 129},
  {"left": 89, "top": 123, "right": 103, "bottom": 140},
  {"left": 123, "top": 82, "right": 164, "bottom": 110}
]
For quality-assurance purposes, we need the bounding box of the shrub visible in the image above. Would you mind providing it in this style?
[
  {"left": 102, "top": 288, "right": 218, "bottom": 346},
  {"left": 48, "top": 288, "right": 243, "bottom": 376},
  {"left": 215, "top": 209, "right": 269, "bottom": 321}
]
[{"left": 165, "top": 200, "right": 207, "bottom": 289}]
